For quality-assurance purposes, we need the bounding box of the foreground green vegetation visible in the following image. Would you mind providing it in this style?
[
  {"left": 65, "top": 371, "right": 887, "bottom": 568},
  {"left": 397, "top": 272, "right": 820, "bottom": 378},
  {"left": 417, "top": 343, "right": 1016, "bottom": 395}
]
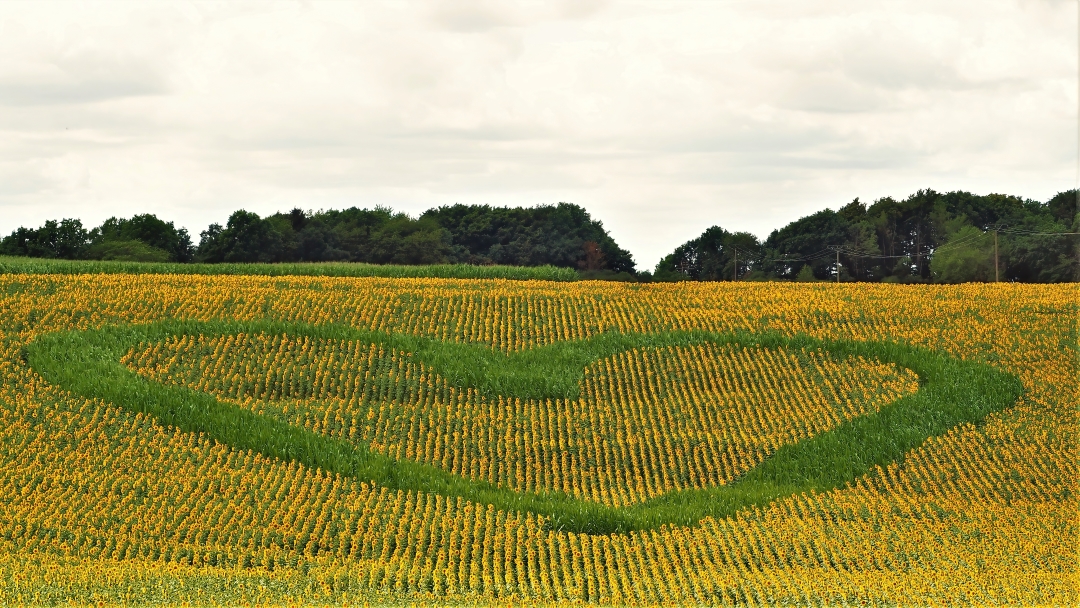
[
  {"left": 0, "top": 256, "right": 579, "bottom": 281},
  {"left": 27, "top": 319, "right": 1021, "bottom": 534}
]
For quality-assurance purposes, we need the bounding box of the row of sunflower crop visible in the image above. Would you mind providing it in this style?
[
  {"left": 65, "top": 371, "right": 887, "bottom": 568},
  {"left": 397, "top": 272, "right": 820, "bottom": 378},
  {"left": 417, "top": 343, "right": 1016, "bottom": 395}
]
[
  {"left": 121, "top": 332, "right": 918, "bottom": 507},
  {"left": 0, "top": 384, "right": 1070, "bottom": 604},
  {"left": 0, "top": 274, "right": 1074, "bottom": 604}
]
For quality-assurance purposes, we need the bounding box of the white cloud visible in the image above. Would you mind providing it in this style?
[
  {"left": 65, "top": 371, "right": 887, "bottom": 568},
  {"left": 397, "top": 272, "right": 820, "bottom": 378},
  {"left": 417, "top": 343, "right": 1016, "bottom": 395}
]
[{"left": 0, "top": 0, "right": 1074, "bottom": 268}]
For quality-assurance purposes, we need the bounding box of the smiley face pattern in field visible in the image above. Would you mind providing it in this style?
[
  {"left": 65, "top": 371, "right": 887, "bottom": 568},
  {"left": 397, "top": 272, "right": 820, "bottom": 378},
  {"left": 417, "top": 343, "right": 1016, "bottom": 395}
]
[{"left": 121, "top": 333, "right": 918, "bottom": 507}]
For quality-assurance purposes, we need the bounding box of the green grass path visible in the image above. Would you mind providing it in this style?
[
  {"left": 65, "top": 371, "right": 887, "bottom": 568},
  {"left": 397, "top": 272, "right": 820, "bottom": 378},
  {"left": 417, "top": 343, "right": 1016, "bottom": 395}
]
[{"left": 25, "top": 320, "right": 1022, "bottom": 534}]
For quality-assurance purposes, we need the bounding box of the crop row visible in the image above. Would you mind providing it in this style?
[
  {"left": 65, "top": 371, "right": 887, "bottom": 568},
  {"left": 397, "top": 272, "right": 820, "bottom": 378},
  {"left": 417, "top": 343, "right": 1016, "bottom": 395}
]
[{"left": 122, "top": 333, "right": 917, "bottom": 506}]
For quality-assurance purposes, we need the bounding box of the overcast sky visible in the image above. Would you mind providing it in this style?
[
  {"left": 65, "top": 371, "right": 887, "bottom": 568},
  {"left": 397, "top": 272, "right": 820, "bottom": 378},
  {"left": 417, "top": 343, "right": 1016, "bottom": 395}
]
[{"left": 0, "top": 1, "right": 1075, "bottom": 268}]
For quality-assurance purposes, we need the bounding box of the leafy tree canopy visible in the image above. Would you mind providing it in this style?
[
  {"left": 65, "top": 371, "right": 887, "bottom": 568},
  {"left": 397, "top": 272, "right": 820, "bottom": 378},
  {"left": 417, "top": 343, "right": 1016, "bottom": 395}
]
[
  {"left": 92, "top": 214, "right": 193, "bottom": 262},
  {"left": 191, "top": 203, "right": 632, "bottom": 271},
  {"left": 655, "top": 189, "right": 1078, "bottom": 283},
  {"left": 421, "top": 203, "right": 635, "bottom": 273},
  {"left": 3, "top": 190, "right": 1075, "bottom": 282},
  {"left": 0, "top": 219, "right": 91, "bottom": 260}
]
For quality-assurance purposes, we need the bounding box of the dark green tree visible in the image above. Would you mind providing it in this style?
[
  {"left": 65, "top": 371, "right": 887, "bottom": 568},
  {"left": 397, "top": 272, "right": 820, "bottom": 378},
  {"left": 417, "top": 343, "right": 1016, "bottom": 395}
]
[
  {"left": 835, "top": 199, "right": 884, "bottom": 280},
  {"left": 0, "top": 219, "right": 90, "bottom": 259},
  {"left": 763, "top": 209, "right": 849, "bottom": 280},
  {"left": 89, "top": 214, "right": 193, "bottom": 262},
  {"left": 365, "top": 215, "right": 453, "bottom": 265},
  {"left": 422, "top": 203, "right": 635, "bottom": 272},
  {"left": 654, "top": 226, "right": 761, "bottom": 281},
  {"left": 930, "top": 226, "right": 994, "bottom": 283},
  {"left": 195, "top": 210, "right": 287, "bottom": 263},
  {"left": 1000, "top": 217, "right": 1077, "bottom": 283},
  {"left": 294, "top": 219, "right": 350, "bottom": 262}
]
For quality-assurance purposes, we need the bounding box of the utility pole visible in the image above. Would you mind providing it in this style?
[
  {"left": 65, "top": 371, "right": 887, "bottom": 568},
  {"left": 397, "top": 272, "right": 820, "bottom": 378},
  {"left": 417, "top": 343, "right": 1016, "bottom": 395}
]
[
  {"left": 836, "top": 249, "right": 840, "bottom": 284},
  {"left": 994, "top": 230, "right": 999, "bottom": 282},
  {"left": 733, "top": 248, "right": 738, "bottom": 281},
  {"left": 915, "top": 230, "right": 921, "bottom": 279}
]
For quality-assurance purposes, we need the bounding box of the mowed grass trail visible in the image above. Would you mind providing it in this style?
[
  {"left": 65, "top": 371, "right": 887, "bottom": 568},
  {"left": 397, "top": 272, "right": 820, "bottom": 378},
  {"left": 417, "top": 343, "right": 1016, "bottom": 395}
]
[{"left": 27, "top": 319, "right": 1022, "bottom": 534}]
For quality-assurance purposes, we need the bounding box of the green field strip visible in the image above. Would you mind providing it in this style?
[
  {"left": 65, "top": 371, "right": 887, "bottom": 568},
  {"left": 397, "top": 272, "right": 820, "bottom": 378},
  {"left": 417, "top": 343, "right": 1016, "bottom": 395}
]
[
  {"left": 0, "top": 256, "right": 579, "bottom": 282},
  {"left": 25, "top": 320, "right": 1022, "bottom": 535}
]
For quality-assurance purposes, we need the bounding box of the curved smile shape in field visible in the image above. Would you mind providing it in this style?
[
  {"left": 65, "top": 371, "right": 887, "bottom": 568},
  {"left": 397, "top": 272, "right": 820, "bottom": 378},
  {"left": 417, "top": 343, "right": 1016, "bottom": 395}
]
[{"left": 26, "top": 320, "right": 1021, "bottom": 535}]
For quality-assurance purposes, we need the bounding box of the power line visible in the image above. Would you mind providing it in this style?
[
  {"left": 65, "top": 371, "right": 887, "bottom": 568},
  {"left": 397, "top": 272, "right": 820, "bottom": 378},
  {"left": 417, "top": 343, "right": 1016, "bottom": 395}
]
[
  {"left": 998, "top": 229, "right": 1080, "bottom": 236},
  {"left": 712, "top": 224, "right": 1080, "bottom": 272},
  {"left": 832, "top": 229, "right": 992, "bottom": 259}
]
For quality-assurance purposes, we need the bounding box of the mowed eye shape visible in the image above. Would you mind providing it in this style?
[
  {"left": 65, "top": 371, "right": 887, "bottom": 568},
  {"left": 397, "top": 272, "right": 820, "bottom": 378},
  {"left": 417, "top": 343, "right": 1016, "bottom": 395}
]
[{"left": 122, "top": 333, "right": 920, "bottom": 508}]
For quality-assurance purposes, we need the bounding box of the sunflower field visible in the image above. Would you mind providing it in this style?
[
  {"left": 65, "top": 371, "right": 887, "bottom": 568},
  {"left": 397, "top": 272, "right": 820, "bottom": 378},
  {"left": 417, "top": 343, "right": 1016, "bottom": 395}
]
[{"left": 0, "top": 273, "right": 1075, "bottom": 605}]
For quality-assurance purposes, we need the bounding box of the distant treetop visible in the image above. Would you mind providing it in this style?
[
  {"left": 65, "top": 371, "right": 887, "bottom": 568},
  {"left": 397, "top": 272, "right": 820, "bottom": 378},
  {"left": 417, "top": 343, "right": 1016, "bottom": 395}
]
[{"left": 655, "top": 189, "right": 1078, "bottom": 284}]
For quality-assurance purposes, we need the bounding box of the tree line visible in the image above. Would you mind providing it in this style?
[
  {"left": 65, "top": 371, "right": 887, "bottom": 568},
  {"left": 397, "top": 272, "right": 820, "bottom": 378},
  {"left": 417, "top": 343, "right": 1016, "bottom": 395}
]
[
  {"left": 655, "top": 189, "right": 1078, "bottom": 283},
  {"left": 0, "top": 203, "right": 635, "bottom": 276},
  {"left": 1, "top": 189, "right": 1076, "bottom": 282}
]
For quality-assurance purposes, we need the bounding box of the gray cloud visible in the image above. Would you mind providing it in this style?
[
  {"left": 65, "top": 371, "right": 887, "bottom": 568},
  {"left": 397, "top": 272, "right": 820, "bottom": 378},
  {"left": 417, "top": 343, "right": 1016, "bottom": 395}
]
[
  {"left": 431, "top": 2, "right": 519, "bottom": 32},
  {"left": 0, "top": 78, "right": 161, "bottom": 107},
  {"left": 0, "top": 53, "right": 166, "bottom": 106},
  {"left": 0, "top": 11, "right": 172, "bottom": 107}
]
